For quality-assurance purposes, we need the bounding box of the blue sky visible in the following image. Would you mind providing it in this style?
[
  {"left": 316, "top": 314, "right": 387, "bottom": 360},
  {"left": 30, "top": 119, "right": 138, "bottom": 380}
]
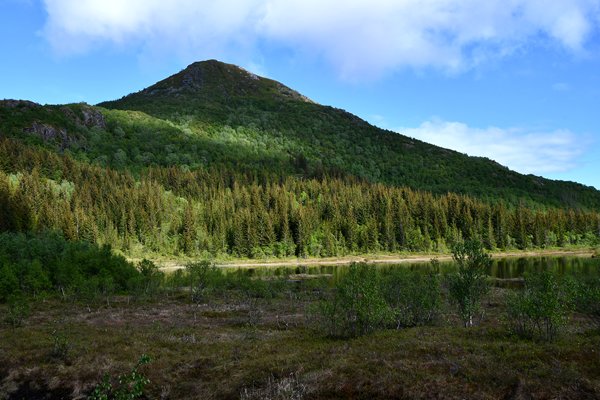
[{"left": 2, "top": 0, "right": 600, "bottom": 189}]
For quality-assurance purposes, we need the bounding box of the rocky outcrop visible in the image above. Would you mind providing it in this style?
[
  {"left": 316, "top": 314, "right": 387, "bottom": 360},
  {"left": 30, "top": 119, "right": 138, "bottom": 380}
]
[
  {"left": 60, "top": 104, "right": 106, "bottom": 129},
  {"left": 24, "top": 122, "right": 75, "bottom": 150},
  {"left": 80, "top": 105, "right": 106, "bottom": 129}
]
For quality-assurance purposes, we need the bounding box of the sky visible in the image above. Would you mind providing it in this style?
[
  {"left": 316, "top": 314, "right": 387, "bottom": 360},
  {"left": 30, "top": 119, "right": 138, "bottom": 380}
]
[{"left": 2, "top": 0, "right": 600, "bottom": 189}]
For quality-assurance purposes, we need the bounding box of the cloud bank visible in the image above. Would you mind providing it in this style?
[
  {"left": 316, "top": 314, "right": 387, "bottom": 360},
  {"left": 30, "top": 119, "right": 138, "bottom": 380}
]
[
  {"left": 401, "top": 120, "right": 590, "bottom": 175},
  {"left": 42, "top": 0, "right": 600, "bottom": 78}
]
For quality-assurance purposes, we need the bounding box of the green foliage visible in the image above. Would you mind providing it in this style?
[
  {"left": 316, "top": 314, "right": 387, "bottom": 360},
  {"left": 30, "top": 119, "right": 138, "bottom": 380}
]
[
  {"left": 89, "top": 354, "right": 151, "bottom": 400},
  {"left": 0, "top": 137, "right": 599, "bottom": 261},
  {"left": 0, "top": 262, "right": 19, "bottom": 302},
  {"left": 93, "top": 61, "right": 600, "bottom": 211},
  {"left": 185, "top": 260, "right": 222, "bottom": 303},
  {"left": 506, "top": 271, "right": 574, "bottom": 341},
  {"left": 132, "top": 259, "right": 164, "bottom": 299},
  {"left": 382, "top": 268, "right": 441, "bottom": 328},
  {"left": 572, "top": 277, "right": 600, "bottom": 330},
  {"left": 4, "top": 59, "right": 600, "bottom": 229},
  {"left": 225, "top": 271, "right": 287, "bottom": 300},
  {"left": 3, "top": 294, "right": 30, "bottom": 327},
  {"left": 317, "top": 263, "right": 392, "bottom": 338},
  {"left": 0, "top": 231, "right": 140, "bottom": 302},
  {"left": 448, "top": 240, "right": 491, "bottom": 327},
  {"left": 50, "top": 328, "right": 72, "bottom": 361}
]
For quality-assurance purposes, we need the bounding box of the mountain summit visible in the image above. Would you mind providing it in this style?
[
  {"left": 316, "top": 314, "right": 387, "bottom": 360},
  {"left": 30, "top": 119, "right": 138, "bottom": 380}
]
[
  {"left": 151, "top": 60, "right": 313, "bottom": 103},
  {"left": 100, "top": 60, "right": 313, "bottom": 121},
  {"left": 0, "top": 59, "right": 591, "bottom": 209},
  {"left": 96, "top": 60, "right": 600, "bottom": 209}
]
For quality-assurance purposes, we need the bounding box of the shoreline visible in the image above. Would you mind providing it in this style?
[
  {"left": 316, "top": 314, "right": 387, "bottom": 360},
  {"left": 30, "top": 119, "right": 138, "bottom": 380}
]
[{"left": 157, "top": 248, "right": 595, "bottom": 272}]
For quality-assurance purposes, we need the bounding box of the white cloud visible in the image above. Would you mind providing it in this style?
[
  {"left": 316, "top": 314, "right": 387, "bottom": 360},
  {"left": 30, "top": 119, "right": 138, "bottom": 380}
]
[
  {"left": 42, "top": 0, "right": 600, "bottom": 78},
  {"left": 42, "top": 0, "right": 264, "bottom": 56},
  {"left": 400, "top": 119, "right": 591, "bottom": 175}
]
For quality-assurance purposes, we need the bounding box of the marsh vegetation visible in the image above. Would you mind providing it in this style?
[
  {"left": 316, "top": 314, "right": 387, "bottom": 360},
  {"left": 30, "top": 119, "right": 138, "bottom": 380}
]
[{"left": 1, "top": 240, "right": 600, "bottom": 399}]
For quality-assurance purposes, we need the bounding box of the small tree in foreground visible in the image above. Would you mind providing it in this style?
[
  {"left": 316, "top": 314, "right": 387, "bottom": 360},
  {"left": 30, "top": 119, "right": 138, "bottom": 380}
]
[
  {"left": 185, "top": 260, "right": 221, "bottom": 303},
  {"left": 135, "top": 259, "right": 163, "bottom": 299},
  {"left": 317, "top": 263, "right": 391, "bottom": 338},
  {"left": 382, "top": 268, "right": 441, "bottom": 328},
  {"left": 448, "top": 240, "right": 491, "bottom": 327},
  {"left": 573, "top": 277, "right": 600, "bottom": 330},
  {"left": 506, "top": 271, "right": 573, "bottom": 341}
]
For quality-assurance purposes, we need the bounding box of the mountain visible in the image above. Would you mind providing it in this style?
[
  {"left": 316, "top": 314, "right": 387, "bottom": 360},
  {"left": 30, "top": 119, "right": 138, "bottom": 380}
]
[
  {"left": 1, "top": 59, "right": 599, "bottom": 210},
  {"left": 1, "top": 60, "right": 600, "bottom": 258},
  {"left": 96, "top": 60, "right": 600, "bottom": 209}
]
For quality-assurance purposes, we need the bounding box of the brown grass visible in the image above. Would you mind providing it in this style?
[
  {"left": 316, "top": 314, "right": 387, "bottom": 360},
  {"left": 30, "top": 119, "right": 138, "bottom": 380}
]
[{"left": 1, "top": 287, "right": 599, "bottom": 399}]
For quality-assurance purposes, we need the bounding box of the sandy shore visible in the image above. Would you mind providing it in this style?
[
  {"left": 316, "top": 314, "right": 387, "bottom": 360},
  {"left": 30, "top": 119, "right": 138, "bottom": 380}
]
[{"left": 157, "top": 249, "right": 595, "bottom": 272}]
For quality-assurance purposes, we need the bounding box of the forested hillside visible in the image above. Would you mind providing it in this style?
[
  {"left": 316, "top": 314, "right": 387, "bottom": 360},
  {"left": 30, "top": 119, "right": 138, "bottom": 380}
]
[
  {"left": 1, "top": 60, "right": 600, "bottom": 259},
  {"left": 100, "top": 60, "right": 600, "bottom": 209},
  {"left": 0, "top": 138, "right": 598, "bottom": 258}
]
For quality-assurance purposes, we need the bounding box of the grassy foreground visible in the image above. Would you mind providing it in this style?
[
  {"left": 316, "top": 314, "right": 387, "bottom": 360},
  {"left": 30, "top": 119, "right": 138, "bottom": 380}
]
[{"left": 1, "top": 279, "right": 600, "bottom": 399}]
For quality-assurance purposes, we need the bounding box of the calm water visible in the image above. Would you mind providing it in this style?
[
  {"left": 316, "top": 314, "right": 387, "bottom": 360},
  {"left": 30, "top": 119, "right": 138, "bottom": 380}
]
[{"left": 240, "top": 255, "right": 600, "bottom": 285}]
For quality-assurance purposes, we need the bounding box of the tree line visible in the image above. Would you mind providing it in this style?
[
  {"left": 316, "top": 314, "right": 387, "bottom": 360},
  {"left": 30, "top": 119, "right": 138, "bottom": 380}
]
[{"left": 1, "top": 137, "right": 599, "bottom": 259}]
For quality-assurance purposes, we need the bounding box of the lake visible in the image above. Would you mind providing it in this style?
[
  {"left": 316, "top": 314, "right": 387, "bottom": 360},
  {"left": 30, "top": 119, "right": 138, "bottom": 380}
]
[{"left": 238, "top": 255, "right": 600, "bottom": 286}]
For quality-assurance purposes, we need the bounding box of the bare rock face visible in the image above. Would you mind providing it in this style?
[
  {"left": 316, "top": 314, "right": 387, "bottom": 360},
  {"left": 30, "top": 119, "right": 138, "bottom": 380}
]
[
  {"left": 24, "top": 122, "right": 75, "bottom": 150},
  {"left": 80, "top": 105, "right": 106, "bottom": 129},
  {"left": 181, "top": 63, "right": 205, "bottom": 89},
  {"left": 59, "top": 104, "right": 106, "bottom": 129}
]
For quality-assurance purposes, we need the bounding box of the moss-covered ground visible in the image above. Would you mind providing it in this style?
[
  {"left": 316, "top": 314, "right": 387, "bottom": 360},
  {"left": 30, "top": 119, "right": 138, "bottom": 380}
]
[{"left": 1, "top": 282, "right": 599, "bottom": 400}]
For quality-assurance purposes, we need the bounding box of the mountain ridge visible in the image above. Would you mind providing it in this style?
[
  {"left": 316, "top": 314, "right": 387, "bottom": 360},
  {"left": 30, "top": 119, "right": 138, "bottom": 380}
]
[
  {"left": 95, "top": 59, "right": 600, "bottom": 209},
  {"left": 2, "top": 60, "right": 600, "bottom": 258},
  {"left": 1, "top": 60, "right": 599, "bottom": 209}
]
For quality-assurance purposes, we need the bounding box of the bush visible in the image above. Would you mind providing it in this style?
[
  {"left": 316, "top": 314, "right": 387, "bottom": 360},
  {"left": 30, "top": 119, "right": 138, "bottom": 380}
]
[
  {"left": 0, "top": 232, "right": 140, "bottom": 302},
  {"left": 382, "top": 268, "right": 441, "bottom": 328},
  {"left": 185, "top": 260, "right": 222, "bottom": 303},
  {"left": 131, "top": 259, "right": 164, "bottom": 299},
  {"left": 3, "top": 294, "right": 30, "bottom": 327},
  {"left": 316, "top": 263, "right": 391, "bottom": 338},
  {"left": 89, "top": 354, "right": 151, "bottom": 400},
  {"left": 163, "top": 269, "right": 186, "bottom": 291},
  {"left": 506, "top": 271, "right": 573, "bottom": 341},
  {"left": 0, "top": 262, "right": 19, "bottom": 302},
  {"left": 572, "top": 277, "right": 600, "bottom": 330},
  {"left": 49, "top": 328, "right": 72, "bottom": 362},
  {"left": 226, "top": 271, "right": 287, "bottom": 300},
  {"left": 447, "top": 240, "right": 491, "bottom": 327}
]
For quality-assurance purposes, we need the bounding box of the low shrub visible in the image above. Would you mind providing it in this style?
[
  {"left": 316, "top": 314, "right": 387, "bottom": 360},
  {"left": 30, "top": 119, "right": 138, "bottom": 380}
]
[
  {"left": 49, "top": 328, "right": 72, "bottom": 362},
  {"left": 231, "top": 272, "right": 287, "bottom": 300},
  {"left": 506, "top": 271, "right": 573, "bottom": 341},
  {"left": 572, "top": 277, "right": 600, "bottom": 330},
  {"left": 316, "top": 263, "right": 392, "bottom": 338},
  {"left": 185, "top": 260, "right": 222, "bottom": 303},
  {"left": 130, "top": 259, "right": 164, "bottom": 300},
  {"left": 3, "top": 294, "right": 30, "bottom": 327},
  {"left": 89, "top": 354, "right": 151, "bottom": 400},
  {"left": 382, "top": 268, "right": 441, "bottom": 328}
]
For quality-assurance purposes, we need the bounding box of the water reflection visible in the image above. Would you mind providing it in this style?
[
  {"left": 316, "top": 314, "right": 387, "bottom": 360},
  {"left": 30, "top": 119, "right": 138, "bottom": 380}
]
[{"left": 239, "top": 256, "right": 600, "bottom": 287}]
